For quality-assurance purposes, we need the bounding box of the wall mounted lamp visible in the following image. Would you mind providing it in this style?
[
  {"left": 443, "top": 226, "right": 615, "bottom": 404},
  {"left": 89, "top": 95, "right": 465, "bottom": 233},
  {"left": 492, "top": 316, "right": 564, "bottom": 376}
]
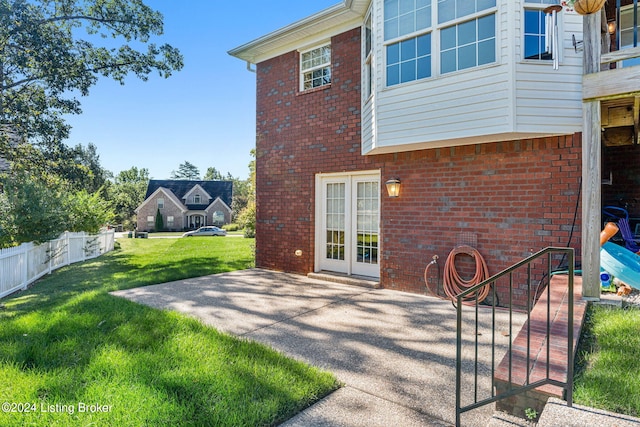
[
  {"left": 385, "top": 178, "right": 401, "bottom": 198},
  {"left": 608, "top": 20, "right": 616, "bottom": 35}
]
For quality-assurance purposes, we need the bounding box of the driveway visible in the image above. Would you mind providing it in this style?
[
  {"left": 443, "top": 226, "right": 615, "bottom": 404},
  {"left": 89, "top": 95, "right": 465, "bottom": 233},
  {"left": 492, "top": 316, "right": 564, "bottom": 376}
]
[{"left": 111, "top": 269, "right": 526, "bottom": 427}]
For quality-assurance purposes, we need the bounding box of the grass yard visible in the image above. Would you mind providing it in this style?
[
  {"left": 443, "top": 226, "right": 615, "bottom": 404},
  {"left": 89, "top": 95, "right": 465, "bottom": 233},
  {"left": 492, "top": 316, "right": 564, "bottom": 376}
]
[
  {"left": 0, "top": 238, "right": 339, "bottom": 426},
  {"left": 574, "top": 304, "right": 640, "bottom": 417}
]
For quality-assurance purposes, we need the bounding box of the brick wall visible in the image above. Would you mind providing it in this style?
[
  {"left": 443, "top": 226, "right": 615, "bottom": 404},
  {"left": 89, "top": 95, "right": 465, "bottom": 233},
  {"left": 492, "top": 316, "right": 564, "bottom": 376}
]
[
  {"left": 207, "top": 199, "right": 232, "bottom": 225},
  {"left": 255, "top": 27, "right": 379, "bottom": 273},
  {"left": 379, "top": 137, "right": 582, "bottom": 308},
  {"left": 255, "top": 26, "right": 583, "bottom": 307},
  {"left": 136, "top": 192, "right": 185, "bottom": 232}
]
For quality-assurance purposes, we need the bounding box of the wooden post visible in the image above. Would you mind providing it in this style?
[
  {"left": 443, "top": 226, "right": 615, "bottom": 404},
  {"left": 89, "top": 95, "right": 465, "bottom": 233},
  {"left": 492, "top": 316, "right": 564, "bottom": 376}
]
[{"left": 581, "top": 11, "right": 602, "bottom": 300}]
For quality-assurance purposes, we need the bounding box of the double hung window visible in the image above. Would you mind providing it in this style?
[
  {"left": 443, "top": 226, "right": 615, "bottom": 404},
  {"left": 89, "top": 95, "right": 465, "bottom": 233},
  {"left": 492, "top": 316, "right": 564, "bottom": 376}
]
[
  {"left": 438, "top": 0, "right": 496, "bottom": 74},
  {"left": 384, "top": 0, "right": 432, "bottom": 86},
  {"left": 383, "top": 0, "right": 496, "bottom": 87},
  {"left": 300, "top": 44, "right": 332, "bottom": 91},
  {"left": 523, "top": 1, "right": 554, "bottom": 61}
]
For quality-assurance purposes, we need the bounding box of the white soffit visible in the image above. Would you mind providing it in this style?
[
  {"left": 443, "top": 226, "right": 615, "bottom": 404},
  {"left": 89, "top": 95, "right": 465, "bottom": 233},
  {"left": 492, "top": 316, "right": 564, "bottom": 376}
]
[{"left": 228, "top": 0, "right": 368, "bottom": 64}]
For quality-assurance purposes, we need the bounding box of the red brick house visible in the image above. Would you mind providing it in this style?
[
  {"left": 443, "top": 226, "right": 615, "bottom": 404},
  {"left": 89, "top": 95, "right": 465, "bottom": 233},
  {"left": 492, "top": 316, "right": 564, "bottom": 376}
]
[
  {"left": 230, "top": 1, "right": 640, "bottom": 304},
  {"left": 135, "top": 180, "right": 233, "bottom": 232}
]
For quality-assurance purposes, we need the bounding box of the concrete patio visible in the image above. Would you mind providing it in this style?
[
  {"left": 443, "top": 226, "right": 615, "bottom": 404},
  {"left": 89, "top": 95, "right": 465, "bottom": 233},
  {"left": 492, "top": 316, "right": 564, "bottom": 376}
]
[{"left": 112, "top": 268, "right": 528, "bottom": 426}]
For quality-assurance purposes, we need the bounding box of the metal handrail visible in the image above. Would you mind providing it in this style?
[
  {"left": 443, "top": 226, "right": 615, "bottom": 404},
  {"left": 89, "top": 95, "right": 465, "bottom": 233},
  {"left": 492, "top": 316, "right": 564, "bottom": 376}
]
[{"left": 454, "top": 247, "right": 574, "bottom": 427}]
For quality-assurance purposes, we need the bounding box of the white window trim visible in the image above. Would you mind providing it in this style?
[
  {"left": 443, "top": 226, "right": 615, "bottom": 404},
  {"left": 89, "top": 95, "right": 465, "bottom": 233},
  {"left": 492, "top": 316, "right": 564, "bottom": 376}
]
[
  {"left": 299, "top": 43, "right": 332, "bottom": 92},
  {"left": 157, "top": 198, "right": 164, "bottom": 209},
  {"left": 382, "top": 2, "right": 498, "bottom": 88}
]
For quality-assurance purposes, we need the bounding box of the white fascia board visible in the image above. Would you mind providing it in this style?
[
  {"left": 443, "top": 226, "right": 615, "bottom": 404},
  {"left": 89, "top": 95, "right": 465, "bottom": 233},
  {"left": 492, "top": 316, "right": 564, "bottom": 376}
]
[
  {"left": 183, "top": 184, "right": 213, "bottom": 202},
  {"left": 135, "top": 187, "right": 186, "bottom": 214},
  {"left": 228, "top": 1, "right": 367, "bottom": 64},
  {"left": 204, "top": 197, "right": 232, "bottom": 213}
]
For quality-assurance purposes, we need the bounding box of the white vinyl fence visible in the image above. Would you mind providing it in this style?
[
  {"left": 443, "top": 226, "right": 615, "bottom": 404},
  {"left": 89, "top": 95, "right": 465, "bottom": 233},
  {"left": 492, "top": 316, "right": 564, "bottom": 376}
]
[{"left": 0, "top": 230, "right": 115, "bottom": 299}]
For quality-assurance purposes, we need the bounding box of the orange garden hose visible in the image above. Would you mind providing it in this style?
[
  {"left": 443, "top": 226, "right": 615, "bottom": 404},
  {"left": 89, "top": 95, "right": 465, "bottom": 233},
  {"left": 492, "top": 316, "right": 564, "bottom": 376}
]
[{"left": 442, "top": 245, "right": 491, "bottom": 303}]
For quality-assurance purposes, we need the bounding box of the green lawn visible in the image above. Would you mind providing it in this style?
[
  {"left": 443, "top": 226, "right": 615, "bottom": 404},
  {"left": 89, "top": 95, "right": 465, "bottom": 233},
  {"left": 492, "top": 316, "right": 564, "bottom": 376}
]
[
  {"left": 574, "top": 304, "right": 640, "bottom": 417},
  {"left": 0, "top": 238, "right": 339, "bottom": 427}
]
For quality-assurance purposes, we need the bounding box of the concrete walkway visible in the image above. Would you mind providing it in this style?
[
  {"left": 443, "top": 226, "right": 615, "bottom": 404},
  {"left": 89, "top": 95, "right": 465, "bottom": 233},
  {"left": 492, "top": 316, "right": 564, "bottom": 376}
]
[{"left": 111, "top": 269, "right": 527, "bottom": 427}]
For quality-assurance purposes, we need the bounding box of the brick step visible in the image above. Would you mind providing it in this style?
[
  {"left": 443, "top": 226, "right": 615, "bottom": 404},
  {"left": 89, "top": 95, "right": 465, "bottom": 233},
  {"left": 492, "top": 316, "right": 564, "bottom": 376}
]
[{"left": 494, "top": 275, "right": 588, "bottom": 418}]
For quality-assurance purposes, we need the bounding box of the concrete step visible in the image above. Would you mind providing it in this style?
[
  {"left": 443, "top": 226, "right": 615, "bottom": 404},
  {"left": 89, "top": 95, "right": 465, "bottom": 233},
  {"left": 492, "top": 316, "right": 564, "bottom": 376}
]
[
  {"left": 536, "top": 398, "right": 640, "bottom": 427},
  {"left": 488, "top": 398, "right": 640, "bottom": 427},
  {"left": 307, "top": 271, "right": 380, "bottom": 289},
  {"left": 487, "top": 411, "right": 532, "bottom": 427}
]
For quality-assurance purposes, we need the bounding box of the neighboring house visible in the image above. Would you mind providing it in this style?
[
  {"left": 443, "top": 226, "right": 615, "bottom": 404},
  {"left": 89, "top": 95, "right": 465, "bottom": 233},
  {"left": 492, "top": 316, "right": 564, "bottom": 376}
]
[
  {"left": 135, "top": 180, "right": 233, "bottom": 232},
  {"left": 230, "top": 1, "right": 640, "bottom": 305}
]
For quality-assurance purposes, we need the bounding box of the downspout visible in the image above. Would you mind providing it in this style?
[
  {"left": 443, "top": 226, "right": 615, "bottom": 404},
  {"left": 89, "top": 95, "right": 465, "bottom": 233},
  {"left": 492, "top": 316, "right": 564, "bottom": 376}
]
[{"left": 246, "top": 61, "right": 256, "bottom": 73}]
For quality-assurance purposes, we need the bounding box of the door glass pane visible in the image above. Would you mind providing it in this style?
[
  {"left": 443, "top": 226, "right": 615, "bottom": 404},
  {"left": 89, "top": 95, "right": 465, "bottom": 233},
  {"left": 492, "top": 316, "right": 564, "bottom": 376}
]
[
  {"left": 326, "top": 183, "right": 345, "bottom": 261},
  {"left": 356, "top": 181, "right": 379, "bottom": 265}
]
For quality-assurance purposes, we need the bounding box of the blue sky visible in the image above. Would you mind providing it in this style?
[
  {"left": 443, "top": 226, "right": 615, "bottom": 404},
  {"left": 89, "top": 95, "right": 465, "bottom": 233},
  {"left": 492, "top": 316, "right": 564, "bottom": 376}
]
[{"left": 64, "top": 1, "right": 339, "bottom": 181}]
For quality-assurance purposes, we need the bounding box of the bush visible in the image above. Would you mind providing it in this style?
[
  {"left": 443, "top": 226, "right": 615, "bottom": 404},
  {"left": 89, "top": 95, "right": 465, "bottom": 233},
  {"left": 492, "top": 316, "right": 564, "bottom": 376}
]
[{"left": 223, "top": 223, "right": 241, "bottom": 232}]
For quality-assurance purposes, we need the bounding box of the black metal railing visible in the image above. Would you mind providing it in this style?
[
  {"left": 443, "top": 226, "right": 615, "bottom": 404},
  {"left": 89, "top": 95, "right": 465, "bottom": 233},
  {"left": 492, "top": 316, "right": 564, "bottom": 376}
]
[{"left": 454, "top": 247, "right": 574, "bottom": 427}]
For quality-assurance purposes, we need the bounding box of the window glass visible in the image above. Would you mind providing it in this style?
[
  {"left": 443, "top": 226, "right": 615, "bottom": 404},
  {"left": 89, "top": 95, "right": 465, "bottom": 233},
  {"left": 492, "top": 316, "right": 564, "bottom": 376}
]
[
  {"left": 621, "top": 5, "right": 639, "bottom": 48},
  {"left": 167, "top": 216, "right": 174, "bottom": 226},
  {"left": 438, "top": 0, "right": 495, "bottom": 24},
  {"left": 384, "top": 0, "right": 431, "bottom": 41},
  {"left": 301, "top": 44, "right": 332, "bottom": 90},
  {"left": 387, "top": 33, "right": 431, "bottom": 86},
  {"left": 157, "top": 198, "right": 164, "bottom": 209},
  {"left": 440, "top": 14, "right": 495, "bottom": 74},
  {"left": 524, "top": 9, "right": 549, "bottom": 60},
  {"left": 364, "top": 12, "right": 373, "bottom": 99}
]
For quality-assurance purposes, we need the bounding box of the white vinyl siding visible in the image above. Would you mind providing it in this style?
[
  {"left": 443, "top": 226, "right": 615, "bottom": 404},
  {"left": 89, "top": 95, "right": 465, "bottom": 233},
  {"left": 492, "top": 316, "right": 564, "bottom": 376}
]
[{"left": 362, "top": 0, "right": 584, "bottom": 155}]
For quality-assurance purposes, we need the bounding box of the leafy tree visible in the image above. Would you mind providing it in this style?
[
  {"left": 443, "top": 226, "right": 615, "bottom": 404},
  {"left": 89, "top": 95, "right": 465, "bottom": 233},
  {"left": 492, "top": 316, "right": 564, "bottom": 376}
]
[
  {"left": 0, "top": 170, "right": 67, "bottom": 247},
  {"left": 55, "top": 143, "right": 111, "bottom": 193},
  {"left": 64, "top": 188, "right": 114, "bottom": 233},
  {"left": 203, "top": 166, "right": 224, "bottom": 181},
  {"left": 170, "top": 161, "right": 200, "bottom": 180},
  {"left": 154, "top": 207, "right": 163, "bottom": 231},
  {"left": 236, "top": 149, "right": 255, "bottom": 238},
  {"left": 107, "top": 166, "right": 149, "bottom": 229},
  {"left": 0, "top": 0, "right": 184, "bottom": 147}
]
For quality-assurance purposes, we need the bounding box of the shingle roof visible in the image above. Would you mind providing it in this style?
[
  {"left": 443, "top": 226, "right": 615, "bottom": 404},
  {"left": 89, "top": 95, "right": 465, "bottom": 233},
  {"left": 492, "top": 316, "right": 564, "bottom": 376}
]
[{"left": 145, "top": 180, "right": 233, "bottom": 208}]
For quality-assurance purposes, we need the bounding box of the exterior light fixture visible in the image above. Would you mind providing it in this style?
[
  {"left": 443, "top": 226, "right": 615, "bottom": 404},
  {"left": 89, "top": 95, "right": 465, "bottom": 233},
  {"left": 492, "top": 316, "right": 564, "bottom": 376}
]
[
  {"left": 608, "top": 20, "right": 616, "bottom": 35},
  {"left": 385, "top": 178, "right": 401, "bottom": 198}
]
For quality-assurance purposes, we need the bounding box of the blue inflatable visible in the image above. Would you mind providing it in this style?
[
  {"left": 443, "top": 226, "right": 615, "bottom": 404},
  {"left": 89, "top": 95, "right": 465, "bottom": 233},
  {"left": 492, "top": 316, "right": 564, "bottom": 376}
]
[{"left": 601, "top": 242, "right": 640, "bottom": 289}]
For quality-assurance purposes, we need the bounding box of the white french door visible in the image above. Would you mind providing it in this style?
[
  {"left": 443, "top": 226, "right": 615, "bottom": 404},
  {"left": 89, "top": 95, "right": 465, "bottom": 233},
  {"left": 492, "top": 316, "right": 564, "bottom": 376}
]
[{"left": 316, "top": 172, "right": 380, "bottom": 278}]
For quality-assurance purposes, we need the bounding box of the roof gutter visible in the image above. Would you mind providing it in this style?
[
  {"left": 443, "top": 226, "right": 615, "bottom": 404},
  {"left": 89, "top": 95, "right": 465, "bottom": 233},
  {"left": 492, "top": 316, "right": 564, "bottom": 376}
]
[{"left": 228, "top": 0, "right": 362, "bottom": 65}]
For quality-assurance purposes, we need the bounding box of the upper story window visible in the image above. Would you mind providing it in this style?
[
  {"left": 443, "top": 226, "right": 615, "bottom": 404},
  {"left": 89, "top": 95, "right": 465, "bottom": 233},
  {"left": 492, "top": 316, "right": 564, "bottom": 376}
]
[
  {"left": 157, "top": 198, "right": 164, "bottom": 209},
  {"left": 384, "top": 0, "right": 432, "bottom": 41},
  {"left": 440, "top": 13, "right": 496, "bottom": 74},
  {"left": 300, "top": 44, "right": 331, "bottom": 91},
  {"left": 194, "top": 194, "right": 201, "bottom": 204},
  {"left": 437, "top": 0, "right": 496, "bottom": 24},
  {"left": 364, "top": 11, "right": 374, "bottom": 99},
  {"left": 523, "top": 2, "right": 554, "bottom": 61},
  {"left": 384, "top": 0, "right": 433, "bottom": 86},
  {"left": 383, "top": 0, "right": 496, "bottom": 87},
  {"left": 621, "top": 4, "right": 639, "bottom": 49}
]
